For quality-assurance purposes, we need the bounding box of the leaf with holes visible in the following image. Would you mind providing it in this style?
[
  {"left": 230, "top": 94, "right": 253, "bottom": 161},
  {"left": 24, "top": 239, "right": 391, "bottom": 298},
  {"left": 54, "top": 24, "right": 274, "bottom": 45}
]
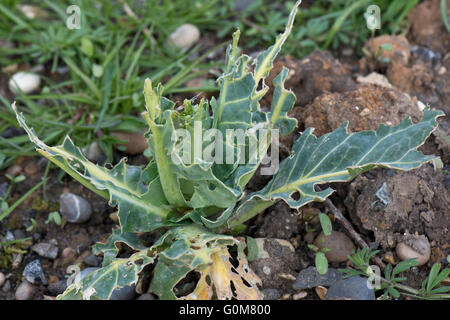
[{"left": 227, "top": 108, "right": 443, "bottom": 228}]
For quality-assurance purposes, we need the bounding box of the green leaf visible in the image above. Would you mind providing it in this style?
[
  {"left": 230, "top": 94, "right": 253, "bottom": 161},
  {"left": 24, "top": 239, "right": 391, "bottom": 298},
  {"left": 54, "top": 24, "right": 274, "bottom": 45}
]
[
  {"left": 430, "top": 286, "right": 450, "bottom": 294},
  {"left": 392, "top": 258, "right": 418, "bottom": 276},
  {"left": 80, "top": 36, "right": 94, "bottom": 57},
  {"left": 12, "top": 104, "right": 176, "bottom": 233},
  {"left": 379, "top": 43, "right": 393, "bottom": 51},
  {"left": 318, "top": 213, "right": 332, "bottom": 236},
  {"left": 315, "top": 251, "right": 328, "bottom": 275},
  {"left": 427, "top": 263, "right": 441, "bottom": 293},
  {"left": 431, "top": 267, "right": 450, "bottom": 289},
  {"left": 387, "top": 286, "right": 400, "bottom": 299},
  {"left": 269, "top": 68, "right": 297, "bottom": 136},
  {"left": 58, "top": 250, "right": 154, "bottom": 300},
  {"left": 253, "top": 1, "right": 301, "bottom": 83},
  {"left": 229, "top": 108, "right": 443, "bottom": 227},
  {"left": 384, "top": 264, "right": 393, "bottom": 281},
  {"left": 93, "top": 228, "right": 147, "bottom": 266},
  {"left": 150, "top": 225, "right": 237, "bottom": 300},
  {"left": 246, "top": 236, "right": 258, "bottom": 262}
]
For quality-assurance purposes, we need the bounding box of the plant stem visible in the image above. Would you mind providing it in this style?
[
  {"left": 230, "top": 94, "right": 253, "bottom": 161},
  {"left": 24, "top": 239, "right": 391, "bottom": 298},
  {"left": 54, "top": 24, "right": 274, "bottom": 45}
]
[{"left": 144, "top": 116, "right": 186, "bottom": 207}]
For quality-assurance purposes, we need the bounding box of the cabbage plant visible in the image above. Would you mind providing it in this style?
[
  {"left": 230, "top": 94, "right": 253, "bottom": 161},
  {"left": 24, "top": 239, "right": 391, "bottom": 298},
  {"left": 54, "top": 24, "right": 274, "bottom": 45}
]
[{"left": 11, "top": 1, "right": 443, "bottom": 300}]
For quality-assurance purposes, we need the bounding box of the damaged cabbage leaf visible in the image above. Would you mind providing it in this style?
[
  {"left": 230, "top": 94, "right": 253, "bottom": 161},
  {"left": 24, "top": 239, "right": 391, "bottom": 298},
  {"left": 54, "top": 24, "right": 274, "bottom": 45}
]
[
  {"left": 182, "top": 241, "right": 262, "bottom": 300},
  {"left": 228, "top": 108, "right": 443, "bottom": 228},
  {"left": 150, "top": 225, "right": 261, "bottom": 300},
  {"left": 59, "top": 249, "right": 155, "bottom": 300}
]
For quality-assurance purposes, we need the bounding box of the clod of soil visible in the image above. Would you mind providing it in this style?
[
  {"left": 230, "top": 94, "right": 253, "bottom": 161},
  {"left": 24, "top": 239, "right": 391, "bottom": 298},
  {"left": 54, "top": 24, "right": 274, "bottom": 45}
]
[
  {"left": 365, "top": 34, "right": 411, "bottom": 65},
  {"left": 300, "top": 84, "right": 423, "bottom": 137},
  {"left": 264, "top": 50, "right": 356, "bottom": 108},
  {"left": 385, "top": 49, "right": 450, "bottom": 116},
  {"left": 345, "top": 165, "right": 449, "bottom": 250},
  {"left": 254, "top": 202, "right": 298, "bottom": 239},
  {"left": 407, "top": 0, "right": 450, "bottom": 55}
]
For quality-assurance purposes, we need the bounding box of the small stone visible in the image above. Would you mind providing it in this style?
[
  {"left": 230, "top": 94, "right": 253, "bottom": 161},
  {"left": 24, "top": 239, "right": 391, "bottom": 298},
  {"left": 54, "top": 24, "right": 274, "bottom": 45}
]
[
  {"left": 83, "top": 254, "right": 101, "bottom": 267},
  {"left": 341, "top": 48, "right": 353, "bottom": 56},
  {"left": 410, "top": 45, "right": 442, "bottom": 63},
  {"left": 15, "top": 280, "right": 36, "bottom": 300},
  {"left": 168, "top": 24, "right": 200, "bottom": 50},
  {"left": 3, "top": 230, "right": 15, "bottom": 242},
  {"left": 86, "top": 142, "right": 105, "bottom": 163},
  {"left": 137, "top": 293, "right": 156, "bottom": 300},
  {"left": 8, "top": 72, "right": 41, "bottom": 94},
  {"left": 292, "top": 291, "right": 307, "bottom": 300},
  {"left": 17, "top": 5, "right": 48, "bottom": 19},
  {"left": 293, "top": 266, "right": 343, "bottom": 290},
  {"left": 2, "top": 63, "right": 18, "bottom": 73},
  {"left": 13, "top": 229, "right": 26, "bottom": 240},
  {"left": 263, "top": 288, "right": 280, "bottom": 300},
  {"left": 109, "top": 212, "right": 119, "bottom": 223},
  {"left": 359, "top": 108, "right": 371, "bottom": 117},
  {"left": 396, "top": 235, "right": 431, "bottom": 266},
  {"left": 23, "top": 259, "right": 46, "bottom": 284},
  {"left": 111, "top": 131, "right": 148, "bottom": 155},
  {"left": 31, "top": 242, "right": 58, "bottom": 259},
  {"left": 357, "top": 72, "right": 392, "bottom": 88},
  {"left": 6, "top": 165, "right": 22, "bottom": 177},
  {"left": 48, "top": 279, "right": 68, "bottom": 295},
  {"left": 1, "top": 280, "right": 11, "bottom": 293},
  {"left": 445, "top": 174, "right": 450, "bottom": 190},
  {"left": 0, "top": 127, "right": 24, "bottom": 139},
  {"left": 0, "top": 182, "right": 8, "bottom": 199},
  {"left": 314, "top": 231, "right": 355, "bottom": 263},
  {"left": 325, "top": 276, "right": 375, "bottom": 300},
  {"left": 59, "top": 192, "right": 92, "bottom": 223},
  {"left": 315, "top": 285, "right": 328, "bottom": 300},
  {"left": 12, "top": 253, "right": 23, "bottom": 269},
  {"left": 250, "top": 238, "right": 298, "bottom": 292},
  {"left": 61, "top": 247, "right": 74, "bottom": 258},
  {"left": 24, "top": 161, "right": 39, "bottom": 176},
  {"left": 110, "top": 285, "right": 136, "bottom": 300},
  {"left": 0, "top": 272, "right": 5, "bottom": 288}
]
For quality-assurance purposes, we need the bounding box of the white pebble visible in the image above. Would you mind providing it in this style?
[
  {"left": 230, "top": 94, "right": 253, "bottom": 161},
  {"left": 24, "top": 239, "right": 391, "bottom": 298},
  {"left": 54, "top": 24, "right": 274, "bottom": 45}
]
[
  {"left": 168, "top": 24, "right": 200, "bottom": 49},
  {"left": 8, "top": 72, "right": 41, "bottom": 94},
  {"left": 15, "top": 281, "right": 35, "bottom": 300},
  {"left": 396, "top": 235, "right": 431, "bottom": 266},
  {"left": 0, "top": 272, "right": 5, "bottom": 288}
]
